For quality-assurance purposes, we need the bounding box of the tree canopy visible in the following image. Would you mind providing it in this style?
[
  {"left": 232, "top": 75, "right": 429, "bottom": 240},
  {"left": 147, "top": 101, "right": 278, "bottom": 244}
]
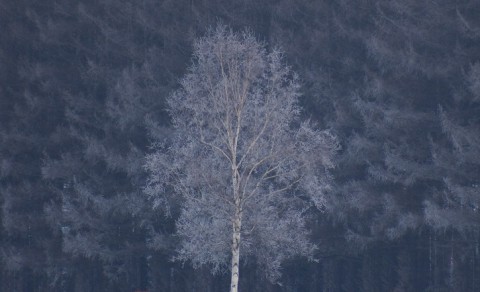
[{"left": 145, "top": 26, "right": 338, "bottom": 290}]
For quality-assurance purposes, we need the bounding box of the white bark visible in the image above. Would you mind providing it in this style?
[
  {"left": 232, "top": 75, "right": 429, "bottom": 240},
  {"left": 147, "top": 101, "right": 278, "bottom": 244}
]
[{"left": 230, "top": 208, "right": 242, "bottom": 292}]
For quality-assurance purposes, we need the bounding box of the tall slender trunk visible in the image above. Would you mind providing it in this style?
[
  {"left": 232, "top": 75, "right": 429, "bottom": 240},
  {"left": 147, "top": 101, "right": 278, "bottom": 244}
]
[
  {"left": 230, "top": 207, "right": 242, "bottom": 292},
  {"left": 230, "top": 140, "right": 242, "bottom": 292}
]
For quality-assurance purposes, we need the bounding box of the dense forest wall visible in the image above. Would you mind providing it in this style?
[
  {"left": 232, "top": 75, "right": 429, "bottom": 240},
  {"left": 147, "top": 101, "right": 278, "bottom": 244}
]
[{"left": 1, "top": 0, "right": 479, "bottom": 291}]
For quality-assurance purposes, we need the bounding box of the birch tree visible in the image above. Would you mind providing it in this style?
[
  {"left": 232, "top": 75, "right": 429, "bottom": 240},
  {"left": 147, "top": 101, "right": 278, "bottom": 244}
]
[{"left": 145, "top": 26, "right": 338, "bottom": 291}]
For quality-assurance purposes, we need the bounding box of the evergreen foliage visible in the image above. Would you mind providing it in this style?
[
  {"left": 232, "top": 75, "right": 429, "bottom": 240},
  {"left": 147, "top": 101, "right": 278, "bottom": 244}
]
[{"left": 1, "top": 0, "right": 479, "bottom": 290}]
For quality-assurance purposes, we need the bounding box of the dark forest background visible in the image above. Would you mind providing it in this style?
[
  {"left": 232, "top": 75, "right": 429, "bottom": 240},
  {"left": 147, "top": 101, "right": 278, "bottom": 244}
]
[{"left": 1, "top": 0, "right": 480, "bottom": 291}]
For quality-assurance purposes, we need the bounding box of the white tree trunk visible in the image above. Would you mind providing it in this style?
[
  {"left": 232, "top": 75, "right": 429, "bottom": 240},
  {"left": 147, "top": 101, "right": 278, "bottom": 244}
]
[{"left": 230, "top": 209, "right": 242, "bottom": 292}]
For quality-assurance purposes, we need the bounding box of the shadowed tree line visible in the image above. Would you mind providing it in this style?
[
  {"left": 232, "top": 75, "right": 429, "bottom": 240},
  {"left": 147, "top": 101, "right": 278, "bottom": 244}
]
[{"left": 0, "top": 0, "right": 479, "bottom": 291}]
